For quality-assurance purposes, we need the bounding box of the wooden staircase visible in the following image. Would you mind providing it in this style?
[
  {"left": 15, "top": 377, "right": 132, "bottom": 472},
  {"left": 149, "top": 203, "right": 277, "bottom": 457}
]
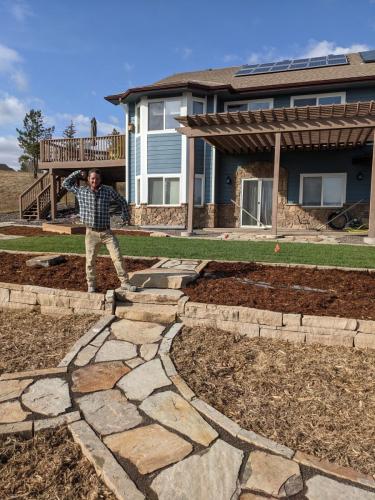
[{"left": 19, "top": 172, "right": 67, "bottom": 220}]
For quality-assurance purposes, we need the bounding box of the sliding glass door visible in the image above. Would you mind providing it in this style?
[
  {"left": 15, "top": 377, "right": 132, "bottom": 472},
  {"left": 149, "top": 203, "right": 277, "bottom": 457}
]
[{"left": 241, "top": 178, "right": 273, "bottom": 227}]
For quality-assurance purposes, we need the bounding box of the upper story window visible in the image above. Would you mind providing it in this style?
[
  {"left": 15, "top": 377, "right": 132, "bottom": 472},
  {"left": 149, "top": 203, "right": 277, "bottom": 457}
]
[
  {"left": 135, "top": 104, "right": 141, "bottom": 134},
  {"left": 291, "top": 92, "right": 345, "bottom": 108},
  {"left": 193, "top": 100, "right": 205, "bottom": 114},
  {"left": 225, "top": 98, "right": 273, "bottom": 112},
  {"left": 148, "top": 98, "right": 181, "bottom": 132}
]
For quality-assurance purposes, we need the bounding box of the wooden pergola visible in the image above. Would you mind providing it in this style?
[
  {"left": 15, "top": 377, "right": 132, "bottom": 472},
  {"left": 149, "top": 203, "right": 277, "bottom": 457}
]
[{"left": 176, "top": 102, "right": 375, "bottom": 237}]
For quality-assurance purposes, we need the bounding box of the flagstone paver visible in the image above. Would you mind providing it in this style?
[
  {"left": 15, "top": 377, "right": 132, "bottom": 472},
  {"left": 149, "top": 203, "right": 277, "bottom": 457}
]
[
  {"left": 126, "top": 357, "right": 145, "bottom": 368},
  {"left": 90, "top": 327, "right": 111, "bottom": 347},
  {"left": 0, "top": 378, "right": 33, "bottom": 403},
  {"left": 95, "top": 340, "right": 137, "bottom": 362},
  {"left": 243, "top": 450, "right": 303, "bottom": 498},
  {"left": 76, "top": 389, "right": 143, "bottom": 436},
  {"left": 151, "top": 439, "right": 243, "bottom": 500},
  {"left": 140, "top": 390, "right": 218, "bottom": 446},
  {"left": 306, "top": 475, "right": 375, "bottom": 500},
  {"left": 0, "top": 400, "right": 30, "bottom": 423},
  {"left": 140, "top": 343, "right": 158, "bottom": 360},
  {"left": 104, "top": 423, "right": 193, "bottom": 474},
  {"left": 111, "top": 318, "right": 165, "bottom": 344},
  {"left": 21, "top": 378, "right": 71, "bottom": 416},
  {"left": 117, "top": 359, "right": 171, "bottom": 401},
  {"left": 74, "top": 344, "right": 99, "bottom": 366},
  {"left": 71, "top": 361, "right": 130, "bottom": 393}
]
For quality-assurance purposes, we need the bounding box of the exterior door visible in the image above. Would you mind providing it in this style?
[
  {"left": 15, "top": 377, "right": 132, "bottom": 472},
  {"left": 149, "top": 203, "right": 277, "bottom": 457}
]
[{"left": 241, "top": 178, "right": 273, "bottom": 227}]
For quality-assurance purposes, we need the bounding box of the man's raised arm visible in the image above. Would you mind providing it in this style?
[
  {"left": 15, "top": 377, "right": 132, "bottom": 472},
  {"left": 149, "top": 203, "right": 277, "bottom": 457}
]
[
  {"left": 62, "top": 170, "right": 86, "bottom": 194},
  {"left": 110, "top": 188, "right": 130, "bottom": 224}
]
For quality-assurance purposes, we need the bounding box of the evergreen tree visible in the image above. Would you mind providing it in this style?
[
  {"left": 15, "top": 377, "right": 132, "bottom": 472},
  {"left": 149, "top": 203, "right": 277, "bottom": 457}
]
[
  {"left": 18, "top": 154, "right": 33, "bottom": 173},
  {"left": 16, "top": 109, "right": 54, "bottom": 178},
  {"left": 111, "top": 128, "right": 120, "bottom": 135},
  {"left": 63, "top": 120, "right": 76, "bottom": 138}
]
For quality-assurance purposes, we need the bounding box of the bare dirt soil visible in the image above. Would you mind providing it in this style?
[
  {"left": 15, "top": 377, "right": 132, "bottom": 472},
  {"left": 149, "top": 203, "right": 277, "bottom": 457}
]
[
  {"left": 0, "top": 252, "right": 156, "bottom": 293},
  {"left": 183, "top": 261, "right": 375, "bottom": 320},
  {"left": 0, "top": 310, "right": 98, "bottom": 374},
  {"left": 0, "top": 226, "right": 151, "bottom": 237},
  {"left": 172, "top": 326, "right": 375, "bottom": 476},
  {"left": 0, "top": 426, "right": 116, "bottom": 499},
  {"left": 0, "top": 171, "right": 36, "bottom": 213}
]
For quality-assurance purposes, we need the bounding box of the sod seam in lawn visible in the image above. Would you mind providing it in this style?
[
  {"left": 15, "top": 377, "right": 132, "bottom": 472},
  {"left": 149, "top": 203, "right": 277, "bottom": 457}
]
[{"left": 0, "top": 235, "right": 375, "bottom": 268}]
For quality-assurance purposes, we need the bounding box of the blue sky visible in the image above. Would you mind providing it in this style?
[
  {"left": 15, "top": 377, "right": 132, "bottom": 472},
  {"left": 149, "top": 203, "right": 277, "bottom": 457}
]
[{"left": 0, "top": 0, "right": 374, "bottom": 168}]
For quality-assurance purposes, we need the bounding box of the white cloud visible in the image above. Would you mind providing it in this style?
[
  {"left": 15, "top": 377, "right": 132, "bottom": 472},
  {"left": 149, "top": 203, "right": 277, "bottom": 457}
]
[
  {"left": 0, "top": 43, "right": 28, "bottom": 90},
  {"left": 302, "top": 40, "right": 370, "bottom": 58},
  {"left": 9, "top": 0, "right": 33, "bottom": 22},
  {"left": 124, "top": 62, "right": 134, "bottom": 72},
  {"left": 223, "top": 54, "right": 240, "bottom": 63},
  {"left": 54, "top": 113, "right": 124, "bottom": 136},
  {"left": 0, "top": 94, "right": 26, "bottom": 126},
  {"left": 246, "top": 47, "right": 279, "bottom": 65},
  {"left": 109, "top": 115, "right": 120, "bottom": 125},
  {"left": 0, "top": 136, "right": 22, "bottom": 169},
  {"left": 175, "top": 47, "right": 193, "bottom": 60}
]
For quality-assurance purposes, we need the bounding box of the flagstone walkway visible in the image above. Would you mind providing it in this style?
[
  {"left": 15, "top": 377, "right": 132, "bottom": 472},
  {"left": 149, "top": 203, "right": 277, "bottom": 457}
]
[{"left": 1, "top": 259, "right": 375, "bottom": 499}]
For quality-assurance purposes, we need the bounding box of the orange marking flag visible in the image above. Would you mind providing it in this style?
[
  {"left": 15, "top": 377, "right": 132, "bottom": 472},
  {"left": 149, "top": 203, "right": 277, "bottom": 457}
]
[{"left": 274, "top": 242, "right": 281, "bottom": 253}]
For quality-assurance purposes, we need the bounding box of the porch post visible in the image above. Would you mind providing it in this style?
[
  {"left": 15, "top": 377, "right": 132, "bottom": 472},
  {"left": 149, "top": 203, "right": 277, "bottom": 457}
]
[
  {"left": 186, "top": 137, "right": 195, "bottom": 235},
  {"left": 50, "top": 171, "right": 57, "bottom": 221},
  {"left": 366, "top": 129, "right": 375, "bottom": 241},
  {"left": 271, "top": 132, "right": 281, "bottom": 236}
]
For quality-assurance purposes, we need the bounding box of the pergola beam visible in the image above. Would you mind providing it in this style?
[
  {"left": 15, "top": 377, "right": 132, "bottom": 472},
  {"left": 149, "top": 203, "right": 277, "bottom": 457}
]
[
  {"left": 271, "top": 132, "right": 281, "bottom": 236},
  {"left": 368, "top": 129, "right": 375, "bottom": 239}
]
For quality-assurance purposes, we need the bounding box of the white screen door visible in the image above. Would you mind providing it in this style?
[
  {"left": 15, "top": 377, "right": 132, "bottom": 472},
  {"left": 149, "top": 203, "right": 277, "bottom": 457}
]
[{"left": 241, "top": 179, "right": 273, "bottom": 227}]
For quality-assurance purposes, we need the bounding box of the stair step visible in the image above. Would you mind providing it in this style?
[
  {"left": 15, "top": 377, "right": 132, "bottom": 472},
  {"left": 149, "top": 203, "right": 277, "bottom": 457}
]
[
  {"left": 115, "top": 288, "right": 184, "bottom": 305},
  {"left": 115, "top": 302, "right": 177, "bottom": 324},
  {"left": 128, "top": 269, "right": 199, "bottom": 289}
]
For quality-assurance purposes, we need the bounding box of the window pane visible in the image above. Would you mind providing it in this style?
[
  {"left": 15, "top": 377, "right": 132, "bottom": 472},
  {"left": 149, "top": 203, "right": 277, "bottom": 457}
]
[
  {"left": 318, "top": 95, "right": 342, "bottom": 105},
  {"left": 293, "top": 97, "right": 317, "bottom": 107},
  {"left": 194, "top": 177, "right": 203, "bottom": 205},
  {"left": 227, "top": 103, "right": 247, "bottom": 112},
  {"left": 165, "top": 99, "right": 181, "bottom": 129},
  {"left": 136, "top": 178, "right": 140, "bottom": 204},
  {"left": 148, "top": 178, "right": 163, "bottom": 204},
  {"left": 136, "top": 106, "right": 140, "bottom": 134},
  {"left": 148, "top": 102, "right": 164, "bottom": 131},
  {"left": 303, "top": 176, "right": 322, "bottom": 205},
  {"left": 323, "top": 176, "right": 344, "bottom": 206},
  {"left": 165, "top": 178, "right": 180, "bottom": 205},
  {"left": 249, "top": 101, "right": 271, "bottom": 111},
  {"left": 193, "top": 101, "right": 204, "bottom": 114}
]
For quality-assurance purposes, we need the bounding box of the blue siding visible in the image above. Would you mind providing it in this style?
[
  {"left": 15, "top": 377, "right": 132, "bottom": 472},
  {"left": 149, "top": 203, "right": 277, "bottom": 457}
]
[
  {"left": 147, "top": 133, "right": 181, "bottom": 174},
  {"left": 135, "top": 137, "right": 140, "bottom": 176},
  {"left": 128, "top": 103, "right": 136, "bottom": 203}
]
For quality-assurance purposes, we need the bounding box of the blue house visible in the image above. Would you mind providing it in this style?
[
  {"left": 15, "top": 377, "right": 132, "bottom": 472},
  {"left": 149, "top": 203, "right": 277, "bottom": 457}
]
[{"left": 104, "top": 49, "right": 375, "bottom": 236}]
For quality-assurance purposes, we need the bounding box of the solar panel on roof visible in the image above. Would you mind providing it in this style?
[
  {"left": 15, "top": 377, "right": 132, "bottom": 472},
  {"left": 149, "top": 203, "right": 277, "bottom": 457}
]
[
  {"left": 234, "top": 53, "right": 349, "bottom": 77},
  {"left": 360, "top": 50, "right": 375, "bottom": 63}
]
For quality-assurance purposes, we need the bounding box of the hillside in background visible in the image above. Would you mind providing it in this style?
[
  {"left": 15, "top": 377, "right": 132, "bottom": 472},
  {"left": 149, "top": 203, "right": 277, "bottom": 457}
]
[
  {"left": 0, "top": 171, "right": 36, "bottom": 213},
  {"left": 0, "top": 164, "right": 14, "bottom": 172}
]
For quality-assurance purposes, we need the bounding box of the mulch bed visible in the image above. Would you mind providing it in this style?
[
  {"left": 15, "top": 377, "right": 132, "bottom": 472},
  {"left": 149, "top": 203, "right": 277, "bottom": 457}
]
[
  {"left": 172, "top": 326, "right": 375, "bottom": 476},
  {"left": 0, "top": 252, "right": 156, "bottom": 293},
  {"left": 0, "top": 226, "right": 151, "bottom": 237},
  {"left": 0, "top": 426, "right": 115, "bottom": 499},
  {"left": 0, "top": 310, "right": 98, "bottom": 374},
  {"left": 183, "top": 261, "right": 375, "bottom": 320}
]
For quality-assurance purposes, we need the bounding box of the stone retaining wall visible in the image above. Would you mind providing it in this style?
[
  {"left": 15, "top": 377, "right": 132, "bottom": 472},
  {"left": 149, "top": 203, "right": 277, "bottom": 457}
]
[
  {"left": 179, "top": 301, "right": 375, "bottom": 349},
  {"left": 0, "top": 282, "right": 114, "bottom": 316}
]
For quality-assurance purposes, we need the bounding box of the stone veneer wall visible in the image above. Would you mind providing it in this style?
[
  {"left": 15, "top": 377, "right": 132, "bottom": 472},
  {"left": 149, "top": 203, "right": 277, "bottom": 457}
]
[
  {"left": 0, "top": 282, "right": 114, "bottom": 316},
  {"left": 127, "top": 203, "right": 217, "bottom": 228},
  {"left": 179, "top": 301, "right": 375, "bottom": 349}
]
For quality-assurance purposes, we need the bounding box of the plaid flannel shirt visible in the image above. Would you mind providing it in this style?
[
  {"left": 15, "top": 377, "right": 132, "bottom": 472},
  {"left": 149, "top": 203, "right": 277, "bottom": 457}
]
[{"left": 62, "top": 170, "right": 130, "bottom": 229}]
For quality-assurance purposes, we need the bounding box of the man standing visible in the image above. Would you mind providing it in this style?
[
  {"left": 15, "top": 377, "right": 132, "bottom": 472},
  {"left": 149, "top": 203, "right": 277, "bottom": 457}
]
[{"left": 63, "top": 168, "right": 137, "bottom": 293}]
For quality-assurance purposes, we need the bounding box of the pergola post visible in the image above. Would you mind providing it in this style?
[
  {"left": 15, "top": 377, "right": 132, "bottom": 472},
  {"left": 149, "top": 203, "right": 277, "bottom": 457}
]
[
  {"left": 186, "top": 137, "right": 195, "bottom": 235},
  {"left": 271, "top": 132, "right": 281, "bottom": 236},
  {"left": 366, "top": 129, "right": 375, "bottom": 242},
  {"left": 50, "top": 171, "right": 57, "bottom": 221}
]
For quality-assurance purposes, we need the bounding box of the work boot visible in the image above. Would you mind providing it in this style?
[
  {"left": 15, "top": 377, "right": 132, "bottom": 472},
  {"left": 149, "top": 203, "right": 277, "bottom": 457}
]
[
  {"left": 120, "top": 281, "right": 138, "bottom": 292},
  {"left": 88, "top": 285, "right": 96, "bottom": 293}
]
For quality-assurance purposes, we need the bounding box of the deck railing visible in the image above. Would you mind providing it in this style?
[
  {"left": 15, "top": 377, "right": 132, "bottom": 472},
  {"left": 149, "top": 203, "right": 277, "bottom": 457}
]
[
  {"left": 19, "top": 171, "right": 50, "bottom": 217},
  {"left": 40, "top": 134, "right": 125, "bottom": 163}
]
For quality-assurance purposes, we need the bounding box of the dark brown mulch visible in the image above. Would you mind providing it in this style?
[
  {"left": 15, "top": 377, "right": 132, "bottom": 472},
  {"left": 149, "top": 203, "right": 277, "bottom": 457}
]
[
  {"left": 0, "top": 226, "right": 151, "bottom": 237},
  {"left": 0, "top": 252, "right": 156, "bottom": 293},
  {"left": 0, "top": 426, "right": 116, "bottom": 499},
  {"left": 172, "top": 326, "right": 375, "bottom": 476},
  {"left": 0, "top": 310, "right": 98, "bottom": 374},
  {"left": 183, "top": 261, "right": 375, "bottom": 320}
]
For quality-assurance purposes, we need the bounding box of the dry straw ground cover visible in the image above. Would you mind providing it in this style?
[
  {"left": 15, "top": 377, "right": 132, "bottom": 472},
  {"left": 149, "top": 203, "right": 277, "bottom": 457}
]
[
  {"left": 172, "top": 326, "right": 375, "bottom": 476},
  {"left": 0, "top": 310, "right": 97, "bottom": 374},
  {"left": 0, "top": 171, "right": 35, "bottom": 213},
  {"left": 0, "top": 426, "right": 116, "bottom": 499}
]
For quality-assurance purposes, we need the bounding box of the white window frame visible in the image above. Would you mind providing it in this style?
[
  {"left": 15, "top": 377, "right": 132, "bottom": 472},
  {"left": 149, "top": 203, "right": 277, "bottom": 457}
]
[
  {"left": 192, "top": 97, "right": 207, "bottom": 207},
  {"left": 147, "top": 96, "right": 182, "bottom": 134},
  {"left": 194, "top": 174, "right": 205, "bottom": 207},
  {"left": 135, "top": 176, "right": 141, "bottom": 206},
  {"left": 224, "top": 98, "right": 274, "bottom": 112},
  {"left": 299, "top": 173, "right": 347, "bottom": 208},
  {"left": 135, "top": 102, "right": 141, "bottom": 135},
  {"left": 291, "top": 92, "right": 346, "bottom": 107},
  {"left": 147, "top": 174, "right": 181, "bottom": 206}
]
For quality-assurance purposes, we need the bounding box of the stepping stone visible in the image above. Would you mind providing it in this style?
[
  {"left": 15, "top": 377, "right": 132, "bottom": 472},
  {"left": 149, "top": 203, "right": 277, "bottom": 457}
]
[
  {"left": 116, "top": 302, "right": 177, "bottom": 324},
  {"left": 0, "top": 379, "right": 33, "bottom": 403},
  {"left": 74, "top": 345, "right": 98, "bottom": 367},
  {"left": 90, "top": 328, "right": 111, "bottom": 347},
  {"left": 0, "top": 400, "right": 30, "bottom": 423},
  {"left": 104, "top": 423, "right": 193, "bottom": 474},
  {"left": 76, "top": 389, "right": 143, "bottom": 436},
  {"left": 128, "top": 268, "right": 199, "bottom": 289},
  {"left": 26, "top": 254, "right": 66, "bottom": 268},
  {"left": 71, "top": 361, "right": 130, "bottom": 393},
  {"left": 95, "top": 340, "right": 137, "bottom": 362},
  {"left": 117, "top": 359, "right": 171, "bottom": 401},
  {"left": 140, "top": 343, "right": 158, "bottom": 361},
  {"left": 111, "top": 319, "right": 165, "bottom": 344},
  {"left": 151, "top": 439, "right": 243, "bottom": 500},
  {"left": 140, "top": 391, "right": 218, "bottom": 446},
  {"left": 126, "top": 358, "right": 144, "bottom": 369},
  {"left": 115, "top": 288, "right": 184, "bottom": 305},
  {"left": 22, "top": 378, "right": 71, "bottom": 416},
  {"left": 243, "top": 450, "right": 303, "bottom": 498},
  {"left": 306, "top": 475, "right": 375, "bottom": 500},
  {"left": 161, "top": 259, "right": 182, "bottom": 268}
]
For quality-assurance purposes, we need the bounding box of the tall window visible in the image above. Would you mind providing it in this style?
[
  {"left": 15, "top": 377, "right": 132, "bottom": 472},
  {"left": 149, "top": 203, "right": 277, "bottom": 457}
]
[
  {"left": 194, "top": 175, "right": 204, "bottom": 206},
  {"left": 148, "top": 177, "right": 180, "bottom": 205},
  {"left": 300, "top": 173, "right": 346, "bottom": 207},
  {"left": 135, "top": 105, "right": 141, "bottom": 134},
  {"left": 148, "top": 99, "right": 181, "bottom": 131},
  {"left": 193, "top": 100, "right": 204, "bottom": 114},
  {"left": 292, "top": 93, "right": 345, "bottom": 107}
]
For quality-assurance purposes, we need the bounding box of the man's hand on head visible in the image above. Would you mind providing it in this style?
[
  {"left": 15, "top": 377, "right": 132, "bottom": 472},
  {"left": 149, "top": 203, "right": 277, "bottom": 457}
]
[{"left": 79, "top": 170, "right": 88, "bottom": 180}]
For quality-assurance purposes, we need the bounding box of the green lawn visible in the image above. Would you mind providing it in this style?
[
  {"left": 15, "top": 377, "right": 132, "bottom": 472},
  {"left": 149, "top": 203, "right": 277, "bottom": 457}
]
[{"left": 0, "top": 235, "right": 374, "bottom": 268}]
